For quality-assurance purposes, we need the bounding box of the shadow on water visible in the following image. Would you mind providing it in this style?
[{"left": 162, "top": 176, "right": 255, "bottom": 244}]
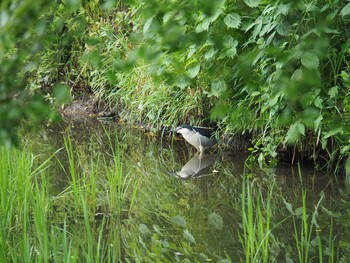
[{"left": 22, "top": 119, "right": 349, "bottom": 262}]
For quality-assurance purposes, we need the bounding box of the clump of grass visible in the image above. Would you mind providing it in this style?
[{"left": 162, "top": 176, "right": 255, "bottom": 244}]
[
  {"left": 285, "top": 167, "right": 337, "bottom": 263},
  {"left": 238, "top": 175, "right": 274, "bottom": 263},
  {"left": 0, "top": 129, "right": 138, "bottom": 262}
]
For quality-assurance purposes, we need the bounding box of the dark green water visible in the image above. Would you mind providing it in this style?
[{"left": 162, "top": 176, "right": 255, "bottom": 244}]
[{"left": 25, "top": 119, "right": 349, "bottom": 262}]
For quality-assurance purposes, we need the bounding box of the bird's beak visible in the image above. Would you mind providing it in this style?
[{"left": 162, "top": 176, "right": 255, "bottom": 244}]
[{"left": 170, "top": 127, "right": 179, "bottom": 133}]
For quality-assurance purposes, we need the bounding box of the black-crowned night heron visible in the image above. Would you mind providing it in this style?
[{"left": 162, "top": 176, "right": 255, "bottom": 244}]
[
  {"left": 173, "top": 154, "right": 216, "bottom": 179},
  {"left": 172, "top": 124, "right": 217, "bottom": 154}
]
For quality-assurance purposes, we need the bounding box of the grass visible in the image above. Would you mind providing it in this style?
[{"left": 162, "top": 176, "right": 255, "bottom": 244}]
[
  {"left": 239, "top": 174, "right": 274, "bottom": 263},
  {"left": 0, "top": 130, "right": 136, "bottom": 262},
  {"left": 0, "top": 126, "right": 347, "bottom": 262},
  {"left": 238, "top": 166, "right": 342, "bottom": 263}
]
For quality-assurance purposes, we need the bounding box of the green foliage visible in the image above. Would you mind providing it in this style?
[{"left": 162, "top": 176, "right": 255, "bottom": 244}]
[
  {"left": 0, "top": 0, "right": 71, "bottom": 147},
  {"left": 3, "top": 0, "right": 350, "bottom": 170},
  {"left": 120, "top": 0, "right": 350, "bottom": 169}
]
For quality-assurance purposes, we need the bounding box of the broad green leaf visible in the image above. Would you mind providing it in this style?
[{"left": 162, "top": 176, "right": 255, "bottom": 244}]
[
  {"left": 291, "top": 68, "right": 303, "bottom": 80},
  {"left": 224, "top": 13, "right": 241, "bottom": 29},
  {"left": 139, "top": 224, "right": 152, "bottom": 240},
  {"left": 84, "top": 50, "right": 101, "bottom": 68},
  {"left": 187, "top": 45, "right": 197, "bottom": 59},
  {"left": 297, "top": 122, "right": 305, "bottom": 136},
  {"left": 314, "top": 97, "right": 323, "bottom": 108},
  {"left": 324, "top": 127, "right": 343, "bottom": 138},
  {"left": 268, "top": 94, "right": 280, "bottom": 107},
  {"left": 172, "top": 215, "right": 187, "bottom": 227},
  {"left": 175, "top": 76, "right": 191, "bottom": 88},
  {"left": 295, "top": 207, "right": 303, "bottom": 216},
  {"left": 222, "top": 36, "right": 238, "bottom": 58},
  {"left": 53, "top": 84, "right": 71, "bottom": 104},
  {"left": 210, "top": 79, "right": 227, "bottom": 97},
  {"left": 278, "top": 4, "right": 290, "bottom": 15},
  {"left": 312, "top": 113, "right": 322, "bottom": 133},
  {"left": 195, "top": 18, "right": 210, "bottom": 33},
  {"left": 208, "top": 213, "right": 223, "bottom": 230},
  {"left": 204, "top": 47, "right": 216, "bottom": 60},
  {"left": 301, "top": 52, "right": 319, "bottom": 68},
  {"left": 322, "top": 207, "right": 341, "bottom": 218},
  {"left": 244, "top": 0, "right": 261, "bottom": 7},
  {"left": 283, "top": 199, "right": 294, "bottom": 214},
  {"left": 226, "top": 43, "right": 238, "bottom": 58},
  {"left": 285, "top": 122, "right": 304, "bottom": 144},
  {"left": 183, "top": 229, "right": 196, "bottom": 244},
  {"left": 276, "top": 22, "right": 290, "bottom": 36},
  {"left": 340, "top": 3, "right": 350, "bottom": 16},
  {"left": 187, "top": 63, "right": 200, "bottom": 78},
  {"left": 143, "top": 17, "right": 154, "bottom": 35},
  {"left": 211, "top": 103, "right": 229, "bottom": 119},
  {"left": 328, "top": 86, "right": 339, "bottom": 98}
]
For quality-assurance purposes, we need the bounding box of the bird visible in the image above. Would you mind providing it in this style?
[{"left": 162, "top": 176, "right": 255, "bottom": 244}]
[
  {"left": 172, "top": 154, "right": 216, "bottom": 179},
  {"left": 171, "top": 124, "right": 217, "bottom": 154}
]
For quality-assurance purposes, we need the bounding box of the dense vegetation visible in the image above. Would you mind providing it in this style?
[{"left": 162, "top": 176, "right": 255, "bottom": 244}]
[{"left": 2, "top": 0, "right": 350, "bottom": 172}]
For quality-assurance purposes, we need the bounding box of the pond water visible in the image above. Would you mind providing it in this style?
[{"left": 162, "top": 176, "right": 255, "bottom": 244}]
[{"left": 24, "top": 118, "right": 349, "bottom": 262}]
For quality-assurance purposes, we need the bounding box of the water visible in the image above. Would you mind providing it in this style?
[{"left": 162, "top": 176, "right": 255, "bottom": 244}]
[{"left": 25, "top": 119, "right": 348, "bottom": 262}]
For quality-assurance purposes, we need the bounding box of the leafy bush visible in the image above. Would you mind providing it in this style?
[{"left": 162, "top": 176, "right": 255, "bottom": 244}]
[{"left": 3, "top": 0, "right": 350, "bottom": 172}]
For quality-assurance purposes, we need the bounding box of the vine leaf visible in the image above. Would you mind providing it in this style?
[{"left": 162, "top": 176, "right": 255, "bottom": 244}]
[
  {"left": 187, "top": 64, "right": 200, "bottom": 78},
  {"left": 340, "top": 3, "right": 350, "bottom": 16},
  {"left": 210, "top": 79, "right": 227, "bottom": 97},
  {"left": 285, "top": 122, "right": 305, "bottom": 144},
  {"left": 244, "top": 0, "right": 261, "bottom": 7},
  {"left": 224, "top": 13, "right": 241, "bottom": 29},
  {"left": 301, "top": 52, "right": 319, "bottom": 69},
  {"left": 183, "top": 229, "right": 196, "bottom": 244}
]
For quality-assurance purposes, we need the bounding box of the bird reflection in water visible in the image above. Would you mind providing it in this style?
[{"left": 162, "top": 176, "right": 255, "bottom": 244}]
[{"left": 172, "top": 154, "right": 216, "bottom": 179}]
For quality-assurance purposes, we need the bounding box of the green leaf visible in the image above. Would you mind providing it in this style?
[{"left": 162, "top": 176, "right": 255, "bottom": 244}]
[
  {"left": 204, "top": 47, "right": 216, "bottom": 60},
  {"left": 328, "top": 86, "right": 339, "bottom": 98},
  {"left": 276, "top": 22, "right": 290, "bottom": 36},
  {"left": 297, "top": 122, "right": 305, "bottom": 136},
  {"left": 143, "top": 17, "right": 154, "bottom": 35},
  {"left": 187, "top": 64, "right": 200, "bottom": 78},
  {"left": 224, "top": 13, "right": 241, "bottom": 29},
  {"left": 183, "top": 229, "right": 196, "bottom": 244},
  {"left": 285, "top": 122, "right": 304, "bottom": 144},
  {"left": 283, "top": 199, "right": 294, "bottom": 215},
  {"left": 324, "top": 127, "right": 343, "bottom": 139},
  {"left": 314, "top": 97, "right": 323, "bottom": 108},
  {"left": 295, "top": 207, "right": 303, "bottom": 216},
  {"left": 314, "top": 114, "right": 323, "bottom": 132},
  {"left": 175, "top": 76, "right": 191, "bottom": 88},
  {"left": 222, "top": 36, "right": 238, "bottom": 58},
  {"left": 172, "top": 215, "right": 187, "bottom": 227},
  {"left": 340, "top": 3, "right": 350, "bottom": 16},
  {"left": 210, "top": 79, "right": 227, "bottom": 97},
  {"left": 208, "top": 213, "right": 223, "bottom": 230},
  {"left": 301, "top": 52, "right": 319, "bottom": 68},
  {"left": 268, "top": 94, "right": 280, "bottom": 107},
  {"left": 53, "top": 84, "right": 71, "bottom": 104},
  {"left": 211, "top": 103, "right": 229, "bottom": 119},
  {"left": 139, "top": 224, "right": 152, "bottom": 240},
  {"left": 244, "top": 0, "right": 261, "bottom": 7},
  {"left": 195, "top": 18, "right": 210, "bottom": 33}
]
